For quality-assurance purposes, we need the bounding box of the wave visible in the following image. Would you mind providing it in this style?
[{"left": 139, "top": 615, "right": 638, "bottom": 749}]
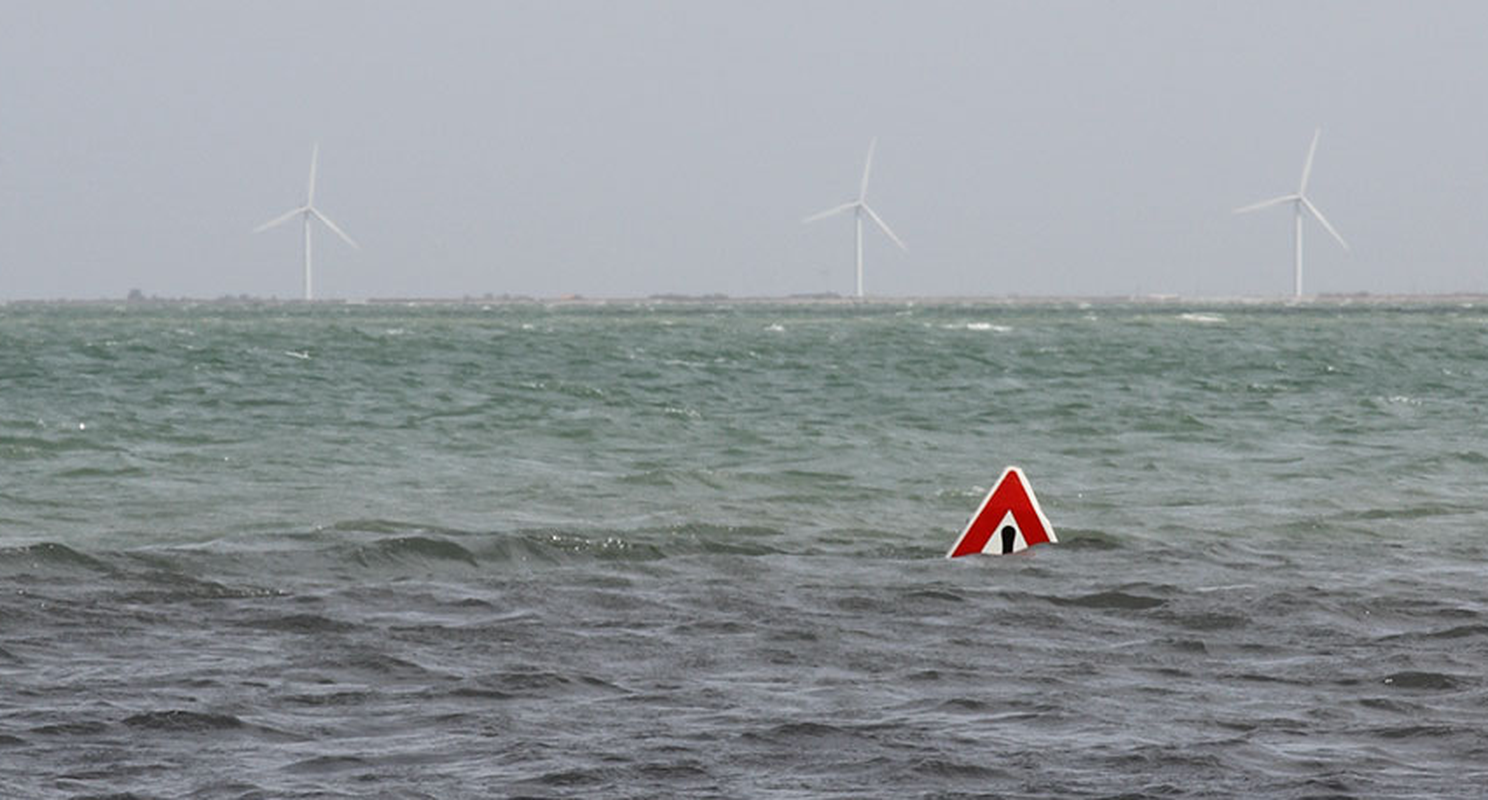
[
  {"left": 0, "top": 432, "right": 126, "bottom": 457},
  {"left": 1049, "top": 589, "right": 1168, "bottom": 610},
  {"left": 0, "top": 542, "right": 116, "bottom": 575},
  {"left": 1057, "top": 528, "right": 1127, "bottom": 550},
  {"left": 122, "top": 710, "right": 245, "bottom": 732},
  {"left": 1178, "top": 312, "right": 1226, "bottom": 324},
  {"left": 1381, "top": 670, "right": 1469, "bottom": 691},
  {"left": 1379, "top": 623, "right": 1488, "bottom": 642},
  {"left": 0, "top": 514, "right": 1158, "bottom": 590},
  {"left": 351, "top": 535, "right": 480, "bottom": 568},
  {"left": 0, "top": 521, "right": 804, "bottom": 589},
  {"left": 455, "top": 669, "right": 624, "bottom": 699},
  {"left": 239, "top": 613, "right": 358, "bottom": 634},
  {"left": 284, "top": 754, "right": 372, "bottom": 775}
]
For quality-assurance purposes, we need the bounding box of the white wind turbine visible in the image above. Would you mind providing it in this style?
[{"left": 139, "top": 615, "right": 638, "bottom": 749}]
[
  {"left": 804, "top": 138, "right": 906, "bottom": 298},
  {"left": 254, "top": 144, "right": 358, "bottom": 301},
  {"left": 1234, "top": 128, "right": 1348, "bottom": 299}
]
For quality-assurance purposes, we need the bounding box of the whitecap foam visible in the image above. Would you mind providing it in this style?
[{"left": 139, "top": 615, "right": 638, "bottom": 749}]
[{"left": 945, "top": 322, "right": 1011, "bottom": 332}]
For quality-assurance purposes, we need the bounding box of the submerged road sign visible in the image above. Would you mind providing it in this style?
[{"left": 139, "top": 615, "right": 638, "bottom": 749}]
[{"left": 946, "top": 466, "right": 1057, "bottom": 558}]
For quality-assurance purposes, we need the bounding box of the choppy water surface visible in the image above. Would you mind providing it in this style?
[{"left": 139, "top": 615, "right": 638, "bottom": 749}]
[{"left": 2, "top": 300, "right": 1486, "bottom": 798}]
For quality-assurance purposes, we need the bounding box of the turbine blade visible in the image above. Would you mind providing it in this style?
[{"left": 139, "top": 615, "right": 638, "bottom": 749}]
[
  {"left": 1301, "top": 196, "right": 1349, "bottom": 251},
  {"left": 859, "top": 137, "right": 877, "bottom": 201},
  {"left": 307, "top": 143, "right": 320, "bottom": 205},
  {"left": 861, "top": 203, "right": 906, "bottom": 251},
  {"left": 310, "top": 207, "right": 359, "bottom": 249},
  {"left": 803, "top": 201, "right": 858, "bottom": 224},
  {"left": 254, "top": 207, "right": 305, "bottom": 233},
  {"left": 1233, "top": 194, "right": 1297, "bottom": 214},
  {"left": 1298, "top": 128, "right": 1320, "bottom": 194}
]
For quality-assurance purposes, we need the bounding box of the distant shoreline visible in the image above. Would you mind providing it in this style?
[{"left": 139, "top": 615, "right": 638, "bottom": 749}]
[{"left": 6, "top": 292, "right": 1488, "bottom": 308}]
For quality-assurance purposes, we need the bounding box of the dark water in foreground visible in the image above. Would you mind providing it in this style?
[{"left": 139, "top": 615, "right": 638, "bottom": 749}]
[{"left": 2, "top": 301, "right": 1486, "bottom": 798}]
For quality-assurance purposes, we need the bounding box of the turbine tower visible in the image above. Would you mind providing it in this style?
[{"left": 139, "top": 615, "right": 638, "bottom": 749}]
[
  {"left": 255, "top": 144, "right": 358, "bottom": 301},
  {"left": 804, "top": 138, "right": 906, "bottom": 298},
  {"left": 1234, "top": 128, "right": 1348, "bottom": 299}
]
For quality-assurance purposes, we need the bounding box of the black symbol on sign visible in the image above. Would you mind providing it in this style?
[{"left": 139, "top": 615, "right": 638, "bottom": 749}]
[{"left": 1000, "top": 525, "right": 1016, "bottom": 555}]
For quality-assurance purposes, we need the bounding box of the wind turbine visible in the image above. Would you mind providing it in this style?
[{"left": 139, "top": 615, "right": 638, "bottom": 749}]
[
  {"left": 254, "top": 143, "right": 358, "bottom": 301},
  {"left": 1234, "top": 128, "right": 1348, "bottom": 299},
  {"left": 804, "top": 138, "right": 906, "bottom": 298}
]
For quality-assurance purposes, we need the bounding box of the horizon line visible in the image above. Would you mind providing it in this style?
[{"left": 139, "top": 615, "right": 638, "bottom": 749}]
[{"left": 7, "top": 290, "right": 1488, "bottom": 307}]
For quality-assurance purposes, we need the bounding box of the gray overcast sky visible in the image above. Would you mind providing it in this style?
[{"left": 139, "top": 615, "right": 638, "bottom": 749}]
[{"left": 3, "top": 0, "right": 1486, "bottom": 300}]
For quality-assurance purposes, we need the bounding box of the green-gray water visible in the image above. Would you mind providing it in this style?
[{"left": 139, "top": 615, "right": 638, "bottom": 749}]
[{"left": 3, "top": 301, "right": 1486, "bottom": 798}]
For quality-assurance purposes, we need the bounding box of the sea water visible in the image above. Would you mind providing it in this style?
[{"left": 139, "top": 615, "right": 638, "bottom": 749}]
[{"left": 2, "top": 300, "right": 1485, "bottom": 798}]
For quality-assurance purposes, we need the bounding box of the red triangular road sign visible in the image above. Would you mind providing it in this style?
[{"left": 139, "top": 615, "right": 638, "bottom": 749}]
[{"left": 946, "top": 466, "right": 1057, "bottom": 558}]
